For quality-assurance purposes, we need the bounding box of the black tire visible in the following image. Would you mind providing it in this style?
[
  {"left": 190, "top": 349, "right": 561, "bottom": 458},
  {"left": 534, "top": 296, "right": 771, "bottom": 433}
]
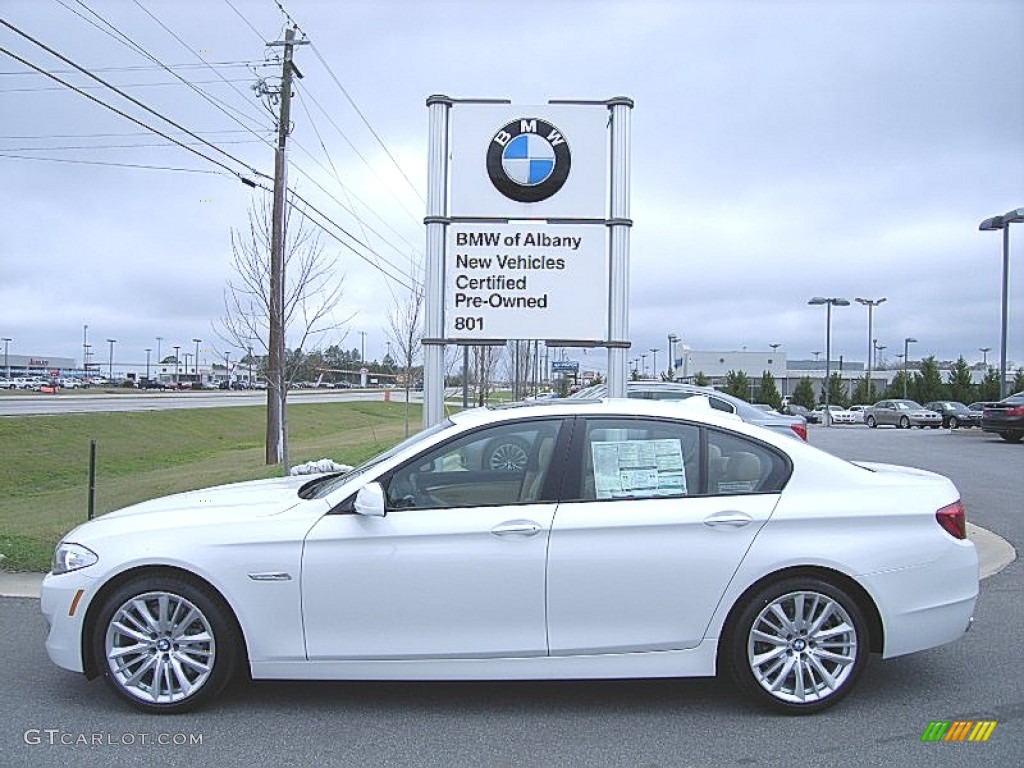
[
  {"left": 865, "top": 416, "right": 876, "bottom": 429},
  {"left": 999, "top": 431, "right": 1023, "bottom": 444},
  {"left": 948, "top": 416, "right": 959, "bottom": 429},
  {"left": 899, "top": 416, "right": 910, "bottom": 429},
  {"left": 91, "top": 574, "right": 240, "bottom": 713},
  {"left": 482, "top": 435, "right": 531, "bottom": 471},
  {"left": 724, "top": 576, "right": 870, "bottom": 715}
]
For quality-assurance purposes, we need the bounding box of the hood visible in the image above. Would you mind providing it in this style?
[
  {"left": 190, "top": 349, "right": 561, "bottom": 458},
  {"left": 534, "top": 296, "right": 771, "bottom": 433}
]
[{"left": 98, "top": 474, "right": 314, "bottom": 524}]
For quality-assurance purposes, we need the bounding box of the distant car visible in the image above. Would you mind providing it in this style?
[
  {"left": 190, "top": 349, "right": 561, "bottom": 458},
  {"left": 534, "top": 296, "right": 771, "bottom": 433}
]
[
  {"left": 847, "top": 405, "right": 871, "bottom": 424},
  {"left": 980, "top": 392, "right": 1024, "bottom": 443},
  {"left": 570, "top": 382, "right": 807, "bottom": 441},
  {"left": 923, "top": 401, "right": 974, "bottom": 429},
  {"left": 967, "top": 401, "right": 997, "bottom": 428},
  {"left": 813, "top": 404, "right": 858, "bottom": 425},
  {"left": 783, "top": 403, "right": 819, "bottom": 424},
  {"left": 0, "top": 378, "right": 17, "bottom": 389},
  {"left": 865, "top": 400, "right": 942, "bottom": 429},
  {"left": 58, "top": 377, "right": 83, "bottom": 389}
]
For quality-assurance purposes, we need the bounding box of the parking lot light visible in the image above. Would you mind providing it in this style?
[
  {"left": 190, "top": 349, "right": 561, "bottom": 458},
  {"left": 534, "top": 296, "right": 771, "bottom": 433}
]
[
  {"left": 979, "top": 207, "right": 1023, "bottom": 399},
  {"left": 903, "top": 337, "right": 917, "bottom": 399},
  {"left": 808, "top": 298, "right": 850, "bottom": 425}
]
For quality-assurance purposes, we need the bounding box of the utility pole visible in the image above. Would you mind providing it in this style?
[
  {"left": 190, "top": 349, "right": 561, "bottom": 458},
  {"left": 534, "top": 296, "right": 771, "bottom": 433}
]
[{"left": 265, "top": 26, "right": 307, "bottom": 468}]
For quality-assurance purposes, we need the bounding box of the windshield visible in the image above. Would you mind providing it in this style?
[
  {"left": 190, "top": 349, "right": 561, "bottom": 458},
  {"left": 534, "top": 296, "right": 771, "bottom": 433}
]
[{"left": 305, "top": 419, "right": 453, "bottom": 499}]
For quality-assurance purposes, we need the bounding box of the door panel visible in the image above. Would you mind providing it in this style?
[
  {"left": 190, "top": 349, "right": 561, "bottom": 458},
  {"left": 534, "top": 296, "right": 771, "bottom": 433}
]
[{"left": 302, "top": 503, "right": 556, "bottom": 659}]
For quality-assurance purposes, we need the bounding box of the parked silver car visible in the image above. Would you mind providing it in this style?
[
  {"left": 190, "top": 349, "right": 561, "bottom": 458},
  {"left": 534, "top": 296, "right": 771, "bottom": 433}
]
[
  {"left": 865, "top": 399, "right": 942, "bottom": 429},
  {"left": 570, "top": 382, "right": 808, "bottom": 440}
]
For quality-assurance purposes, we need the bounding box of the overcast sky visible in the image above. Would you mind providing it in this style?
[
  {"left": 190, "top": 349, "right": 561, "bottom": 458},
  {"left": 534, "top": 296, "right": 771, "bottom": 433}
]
[{"left": 2, "top": 0, "right": 1022, "bottom": 377}]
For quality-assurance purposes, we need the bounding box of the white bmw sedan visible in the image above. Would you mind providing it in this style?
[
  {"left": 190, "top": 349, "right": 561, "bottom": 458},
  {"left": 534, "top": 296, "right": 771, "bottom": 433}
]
[{"left": 41, "top": 398, "right": 978, "bottom": 715}]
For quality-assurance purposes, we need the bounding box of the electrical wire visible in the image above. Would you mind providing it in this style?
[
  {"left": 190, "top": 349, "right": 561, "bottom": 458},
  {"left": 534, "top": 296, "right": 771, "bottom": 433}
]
[
  {"left": 1, "top": 78, "right": 253, "bottom": 93},
  {"left": 223, "top": 0, "right": 267, "bottom": 43},
  {"left": 0, "top": 44, "right": 258, "bottom": 184},
  {"left": 0, "top": 152, "right": 222, "bottom": 174},
  {"left": 0, "top": 17, "right": 269, "bottom": 181}
]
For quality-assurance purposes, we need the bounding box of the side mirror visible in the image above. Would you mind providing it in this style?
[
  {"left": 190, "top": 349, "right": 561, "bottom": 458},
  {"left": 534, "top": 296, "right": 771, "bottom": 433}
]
[{"left": 354, "top": 482, "right": 386, "bottom": 517}]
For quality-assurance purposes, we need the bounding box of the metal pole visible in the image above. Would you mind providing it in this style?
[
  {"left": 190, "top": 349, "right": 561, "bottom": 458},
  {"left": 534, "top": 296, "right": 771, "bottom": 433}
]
[
  {"left": 999, "top": 225, "right": 1009, "bottom": 399},
  {"left": 87, "top": 439, "right": 96, "bottom": 520},
  {"left": 424, "top": 95, "right": 452, "bottom": 426},
  {"left": 824, "top": 303, "right": 832, "bottom": 423},
  {"left": 606, "top": 97, "right": 634, "bottom": 398}
]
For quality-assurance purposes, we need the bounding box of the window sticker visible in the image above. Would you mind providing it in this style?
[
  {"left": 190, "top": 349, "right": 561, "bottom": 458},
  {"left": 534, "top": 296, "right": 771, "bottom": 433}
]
[{"left": 591, "top": 439, "right": 686, "bottom": 499}]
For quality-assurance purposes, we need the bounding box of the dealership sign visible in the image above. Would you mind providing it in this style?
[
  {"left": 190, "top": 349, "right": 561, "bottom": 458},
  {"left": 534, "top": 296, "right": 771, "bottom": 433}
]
[{"left": 445, "top": 223, "right": 606, "bottom": 340}]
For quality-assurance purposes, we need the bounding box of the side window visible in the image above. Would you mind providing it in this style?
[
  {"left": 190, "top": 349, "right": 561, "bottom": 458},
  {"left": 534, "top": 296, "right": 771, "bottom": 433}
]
[
  {"left": 384, "top": 419, "right": 562, "bottom": 511},
  {"left": 577, "top": 418, "right": 700, "bottom": 501},
  {"left": 707, "top": 396, "right": 734, "bottom": 413},
  {"left": 706, "top": 429, "right": 789, "bottom": 495}
]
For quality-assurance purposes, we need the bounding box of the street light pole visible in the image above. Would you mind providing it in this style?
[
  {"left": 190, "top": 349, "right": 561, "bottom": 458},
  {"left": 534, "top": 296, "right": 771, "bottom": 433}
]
[
  {"left": 650, "top": 348, "right": 659, "bottom": 380},
  {"left": 979, "top": 208, "right": 1023, "bottom": 399},
  {"left": 855, "top": 297, "right": 886, "bottom": 399},
  {"left": 106, "top": 339, "right": 116, "bottom": 381},
  {"left": 979, "top": 347, "right": 991, "bottom": 367},
  {"left": 808, "top": 297, "right": 850, "bottom": 425},
  {"left": 173, "top": 345, "right": 180, "bottom": 386},
  {"left": 1, "top": 337, "right": 10, "bottom": 379},
  {"left": 145, "top": 348, "right": 151, "bottom": 383},
  {"left": 192, "top": 338, "right": 202, "bottom": 386},
  {"left": 667, "top": 334, "right": 679, "bottom": 380},
  {"left": 902, "top": 337, "right": 917, "bottom": 399}
]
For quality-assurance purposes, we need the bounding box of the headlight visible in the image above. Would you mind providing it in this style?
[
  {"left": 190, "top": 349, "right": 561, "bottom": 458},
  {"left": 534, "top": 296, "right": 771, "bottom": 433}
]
[{"left": 51, "top": 542, "right": 98, "bottom": 575}]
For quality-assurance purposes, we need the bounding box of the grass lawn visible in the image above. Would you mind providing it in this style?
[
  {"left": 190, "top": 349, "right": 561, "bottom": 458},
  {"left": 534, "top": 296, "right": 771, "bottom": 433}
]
[{"left": 0, "top": 400, "right": 423, "bottom": 572}]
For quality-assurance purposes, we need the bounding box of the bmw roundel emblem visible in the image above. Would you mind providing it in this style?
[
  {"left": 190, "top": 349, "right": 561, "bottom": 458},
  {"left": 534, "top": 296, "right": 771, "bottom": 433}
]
[{"left": 486, "top": 118, "right": 571, "bottom": 203}]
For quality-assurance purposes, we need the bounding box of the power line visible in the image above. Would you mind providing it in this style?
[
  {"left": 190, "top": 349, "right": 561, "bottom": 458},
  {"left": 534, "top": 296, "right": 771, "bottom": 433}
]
[
  {"left": 1, "top": 139, "right": 265, "bottom": 151},
  {"left": 0, "top": 129, "right": 263, "bottom": 139},
  {"left": 0, "top": 60, "right": 272, "bottom": 75},
  {"left": 0, "top": 17, "right": 269, "bottom": 181},
  {"left": 60, "top": 0, "right": 274, "bottom": 135},
  {"left": 308, "top": 42, "right": 425, "bottom": 204},
  {"left": 0, "top": 152, "right": 221, "bottom": 174},
  {"left": 0, "top": 44, "right": 258, "bottom": 184},
  {"left": 1, "top": 78, "right": 253, "bottom": 93},
  {"left": 222, "top": 0, "right": 267, "bottom": 43}
]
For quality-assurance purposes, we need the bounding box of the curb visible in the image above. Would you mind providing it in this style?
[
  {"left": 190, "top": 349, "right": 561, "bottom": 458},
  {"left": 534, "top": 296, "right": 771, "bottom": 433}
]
[{"left": 1, "top": 526, "right": 1016, "bottom": 600}]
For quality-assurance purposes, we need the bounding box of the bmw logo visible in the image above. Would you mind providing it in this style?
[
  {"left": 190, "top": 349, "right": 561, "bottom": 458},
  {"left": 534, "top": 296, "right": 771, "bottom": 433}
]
[{"left": 486, "top": 118, "right": 571, "bottom": 203}]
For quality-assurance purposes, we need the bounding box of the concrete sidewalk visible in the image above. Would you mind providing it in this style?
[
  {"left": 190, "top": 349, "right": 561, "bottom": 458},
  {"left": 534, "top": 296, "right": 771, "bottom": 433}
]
[{"left": 0, "top": 524, "right": 1014, "bottom": 599}]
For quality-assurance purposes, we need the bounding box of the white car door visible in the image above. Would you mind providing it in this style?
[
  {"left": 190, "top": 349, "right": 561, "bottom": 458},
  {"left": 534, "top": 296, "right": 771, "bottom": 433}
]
[
  {"left": 547, "top": 418, "right": 787, "bottom": 655},
  {"left": 302, "top": 418, "right": 565, "bottom": 660}
]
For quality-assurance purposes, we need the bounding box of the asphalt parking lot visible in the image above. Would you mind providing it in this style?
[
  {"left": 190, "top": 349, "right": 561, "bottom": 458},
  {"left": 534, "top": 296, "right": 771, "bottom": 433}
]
[{"left": 1, "top": 424, "right": 1020, "bottom": 768}]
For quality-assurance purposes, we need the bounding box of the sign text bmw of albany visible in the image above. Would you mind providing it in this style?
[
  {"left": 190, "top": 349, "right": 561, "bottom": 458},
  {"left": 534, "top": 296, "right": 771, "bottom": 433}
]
[{"left": 445, "top": 222, "right": 607, "bottom": 340}]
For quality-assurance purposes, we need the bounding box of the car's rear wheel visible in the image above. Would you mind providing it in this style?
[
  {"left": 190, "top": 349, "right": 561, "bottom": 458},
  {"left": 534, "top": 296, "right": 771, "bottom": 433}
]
[
  {"left": 899, "top": 416, "right": 910, "bottom": 429},
  {"left": 999, "top": 431, "right": 1023, "bottom": 444},
  {"left": 865, "top": 416, "right": 876, "bottom": 428},
  {"left": 949, "top": 416, "right": 960, "bottom": 429},
  {"left": 725, "top": 577, "right": 869, "bottom": 714},
  {"left": 92, "top": 575, "right": 240, "bottom": 713}
]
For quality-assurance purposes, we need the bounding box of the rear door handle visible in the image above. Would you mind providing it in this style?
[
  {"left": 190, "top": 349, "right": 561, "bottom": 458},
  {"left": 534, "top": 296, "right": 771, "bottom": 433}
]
[
  {"left": 704, "top": 511, "right": 753, "bottom": 528},
  {"left": 491, "top": 520, "right": 543, "bottom": 537}
]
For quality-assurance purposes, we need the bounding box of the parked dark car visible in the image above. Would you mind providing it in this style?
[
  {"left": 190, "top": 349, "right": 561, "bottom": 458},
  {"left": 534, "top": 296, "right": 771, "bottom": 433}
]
[
  {"left": 783, "top": 403, "right": 819, "bottom": 424},
  {"left": 968, "top": 401, "right": 998, "bottom": 427},
  {"left": 923, "top": 401, "right": 974, "bottom": 429},
  {"left": 981, "top": 392, "right": 1024, "bottom": 443}
]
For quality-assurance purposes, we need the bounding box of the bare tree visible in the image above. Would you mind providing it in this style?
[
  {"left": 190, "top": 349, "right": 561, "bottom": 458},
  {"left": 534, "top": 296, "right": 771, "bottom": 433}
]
[
  {"left": 386, "top": 283, "right": 424, "bottom": 436},
  {"left": 219, "top": 196, "right": 346, "bottom": 466}
]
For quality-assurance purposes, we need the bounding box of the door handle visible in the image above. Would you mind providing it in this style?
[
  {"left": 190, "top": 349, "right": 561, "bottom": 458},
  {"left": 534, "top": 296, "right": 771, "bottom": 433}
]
[
  {"left": 491, "top": 520, "right": 543, "bottom": 537},
  {"left": 703, "top": 511, "right": 753, "bottom": 528}
]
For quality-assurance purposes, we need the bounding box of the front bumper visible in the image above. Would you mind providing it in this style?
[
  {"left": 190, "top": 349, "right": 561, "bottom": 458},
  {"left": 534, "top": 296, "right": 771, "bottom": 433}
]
[{"left": 40, "top": 570, "right": 100, "bottom": 674}]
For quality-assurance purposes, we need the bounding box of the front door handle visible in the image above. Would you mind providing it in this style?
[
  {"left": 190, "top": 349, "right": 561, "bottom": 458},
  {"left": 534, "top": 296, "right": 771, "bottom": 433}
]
[
  {"left": 704, "top": 511, "right": 753, "bottom": 528},
  {"left": 491, "top": 520, "right": 543, "bottom": 537}
]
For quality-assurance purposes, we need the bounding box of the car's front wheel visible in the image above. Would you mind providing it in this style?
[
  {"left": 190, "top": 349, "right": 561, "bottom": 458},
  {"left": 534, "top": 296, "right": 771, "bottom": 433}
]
[
  {"left": 865, "top": 416, "right": 876, "bottom": 428},
  {"left": 725, "top": 577, "right": 869, "bottom": 714},
  {"left": 949, "top": 416, "right": 960, "bottom": 429},
  {"left": 92, "top": 574, "right": 240, "bottom": 713},
  {"left": 899, "top": 416, "right": 910, "bottom": 429}
]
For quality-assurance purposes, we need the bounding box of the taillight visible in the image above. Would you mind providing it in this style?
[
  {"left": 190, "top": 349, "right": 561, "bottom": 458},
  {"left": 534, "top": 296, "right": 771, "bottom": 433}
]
[
  {"left": 936, "top": 500, "right": 966, "bottom": 540},
  {"left": 791, "top": 422, "right": 808, "bottom": 441},
  {"left": 1006, "top": 406, "right": 1024, "bottom": 417}
]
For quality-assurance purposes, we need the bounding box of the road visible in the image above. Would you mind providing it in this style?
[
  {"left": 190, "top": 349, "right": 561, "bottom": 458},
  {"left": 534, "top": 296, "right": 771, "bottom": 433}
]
[
  {"left": 1, "top": 424, "right": 1021, "bottom": 768},
  {"left": 0, "top": 389, "right": 404, "bottom": 416}
]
